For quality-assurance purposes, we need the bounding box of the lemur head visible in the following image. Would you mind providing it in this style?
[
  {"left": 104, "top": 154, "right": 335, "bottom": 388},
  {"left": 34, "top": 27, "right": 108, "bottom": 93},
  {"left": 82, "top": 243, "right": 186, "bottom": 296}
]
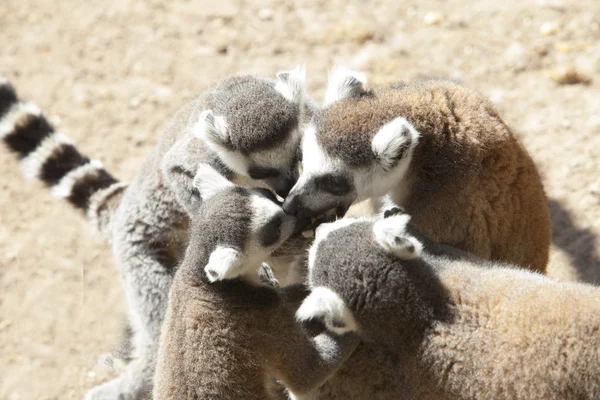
[
  {"left": 190, "top": 164, "right": 306, "bottom": 285},
  {"left": 296, "top": 208, "right": 426, "bottom": 340},
  {"left": 195, "top": 66, "right": 307, "bottom": 197},
  {"left": 283, "top": 66, "right": 420, "bottom": 218}
]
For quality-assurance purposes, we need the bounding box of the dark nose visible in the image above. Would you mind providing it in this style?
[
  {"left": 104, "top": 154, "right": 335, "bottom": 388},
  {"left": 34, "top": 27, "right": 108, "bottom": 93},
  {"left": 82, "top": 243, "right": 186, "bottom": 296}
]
[
  {"left": 275, "top": 178, "right": 296, "bottom": 198},
  {"left": 276, "top": 186, "right": 291, "bottom": 198},
  {"left": 282, "top": 192, "right": 300, "bottom": 216}
]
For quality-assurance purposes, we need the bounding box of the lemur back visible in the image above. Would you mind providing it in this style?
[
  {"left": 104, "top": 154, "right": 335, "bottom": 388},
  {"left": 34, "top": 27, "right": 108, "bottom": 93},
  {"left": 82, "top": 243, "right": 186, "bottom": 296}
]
[
  {"left": 1, "top": 68, "right": 311, "bottom": 400},
  {"left": 285, "top": 69, "right": 551, "bottom": 273},
  {"left": 298, "top": 211, "right": 600, "bottom": 400},
  {"left": 154, "top": 166, "right": 358, "bottom": 400}
]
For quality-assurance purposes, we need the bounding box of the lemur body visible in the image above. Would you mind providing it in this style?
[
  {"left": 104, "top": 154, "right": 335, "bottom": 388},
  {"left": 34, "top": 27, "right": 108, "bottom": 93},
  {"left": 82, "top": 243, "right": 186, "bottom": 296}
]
[
  {"left": 0, "top": 70, "right": 309, "bottom": 399},
  {"left": 285, "top": 68, "right": 551, "bottom": 273},
  {"left": 298, "top": 211, "right": 600, "bottom": 400},
  {"left": 154, "top": 165, "right": 358, "bottom": 400}
]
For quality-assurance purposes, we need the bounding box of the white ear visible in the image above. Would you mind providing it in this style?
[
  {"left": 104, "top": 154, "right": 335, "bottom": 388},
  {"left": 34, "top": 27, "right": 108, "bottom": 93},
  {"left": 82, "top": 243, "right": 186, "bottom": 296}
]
[
  {"left": 371, "top": 117, "right": 419, "bottom": 171},
  {"left": 195, "top": 110, "right": 230, "bottom": 148},
  {"left": 192, "top": 164, "right": 233, "bottom": 201},
  {"left": 373, "top": 214, "right": 422, "bottom": 260},
  {"left": 296, "top": 287, "right": 358, "bottom": 335},
  {"left": 204, "top": 246, "right": 244, "bottom": 282},
  {"left": 323, "top": 65, "right": 367, "bottom": 107},
  {"left": 275, "top": 65, "right": 306, "bottom": 103}
]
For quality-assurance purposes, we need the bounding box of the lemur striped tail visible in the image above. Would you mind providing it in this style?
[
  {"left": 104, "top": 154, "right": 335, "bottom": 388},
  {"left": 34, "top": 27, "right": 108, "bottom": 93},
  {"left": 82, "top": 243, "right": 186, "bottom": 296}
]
[{"left": 0, "top": 77, "right": 127, "bottom": 234}]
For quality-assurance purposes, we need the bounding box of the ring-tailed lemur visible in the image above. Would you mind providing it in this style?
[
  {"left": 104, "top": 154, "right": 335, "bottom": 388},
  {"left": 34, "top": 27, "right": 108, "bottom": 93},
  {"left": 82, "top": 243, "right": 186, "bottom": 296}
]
[
  {"left": 0, "top": 68, "right": 311, "bottom": 400},
  {"left": 297, "top": 209, "right": 600, "bottom": 400},
  {"left": 154, "top": 164, "right": 359, "bottom": 400},
  {"left": 283, "top": 66, "right": 551, "bottom": 273}
]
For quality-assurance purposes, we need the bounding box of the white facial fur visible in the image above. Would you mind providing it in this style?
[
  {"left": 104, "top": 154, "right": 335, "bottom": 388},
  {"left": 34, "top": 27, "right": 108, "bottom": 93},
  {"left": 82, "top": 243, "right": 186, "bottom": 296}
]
[
  {"left": 323, "top": 65, "right": 367, "bottom": 108},
  {"left": 194, "top": 165, "right": 297, "bottom": 284},
  {"left": 373, "top": 213, "right": 423, "bottom": 260},
  {"left": 295, "top": 115, "right": 420, "bottom": 209},
  {"left": 296, "top": 286, "right": 358, "bottom": 334},
  {"left": 192, "top": 164, "right": 234, "bottom": 201},
  {"left": 194, "top": 107, "right": 302, "bottom": 185},
  {"left": 250, "top": 128, "right": 301, "bottom": 173}
]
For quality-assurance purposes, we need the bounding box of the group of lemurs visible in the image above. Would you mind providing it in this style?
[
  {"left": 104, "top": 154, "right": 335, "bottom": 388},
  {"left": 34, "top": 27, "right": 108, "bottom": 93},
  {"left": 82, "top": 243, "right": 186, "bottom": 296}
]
[{"left": 1, "top": 64, "right": 599, "bottom": 400}]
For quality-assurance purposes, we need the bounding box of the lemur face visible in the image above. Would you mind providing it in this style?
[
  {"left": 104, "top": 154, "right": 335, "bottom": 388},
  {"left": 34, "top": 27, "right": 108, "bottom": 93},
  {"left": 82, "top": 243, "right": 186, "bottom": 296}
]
[
  {"left": 196, "top": 67, "right": 306, "bottom": 198},
  {"left": 283, "top": 66, "right": 420, "bottom": 218},
  {"left": 296, "top": 209, "right": 422, "bottom": 334},
  {"left": 192, "top": 164, "right": 304, "bottom": 283}
]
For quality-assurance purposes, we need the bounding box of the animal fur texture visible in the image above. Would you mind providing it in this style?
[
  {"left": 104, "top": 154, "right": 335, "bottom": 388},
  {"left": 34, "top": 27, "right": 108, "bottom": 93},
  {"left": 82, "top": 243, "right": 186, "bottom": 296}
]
[
  {"left": 284, "top": 67, "right": 551, "bottom": 273},
  {"left": 298, "top": 211, "right": 600, "bottom": 400},
  {"left": 154, "top": 166, "right": 359, "bottom": 400},
  {"left": 0, "top": 69, "right": 312, "bottom": 400}
]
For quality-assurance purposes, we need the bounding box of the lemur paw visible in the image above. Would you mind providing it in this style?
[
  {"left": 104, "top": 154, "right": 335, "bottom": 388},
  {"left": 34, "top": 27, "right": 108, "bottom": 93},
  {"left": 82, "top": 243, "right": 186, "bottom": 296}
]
[
  {"left": 204, "top": 247, "right": 243, "bottom": 282},
  {"left": 374, "top": 210, "right": 423, "bottom": 260},
  {"left": 296, "top": 287, "right": 358, "bottom": 335}
]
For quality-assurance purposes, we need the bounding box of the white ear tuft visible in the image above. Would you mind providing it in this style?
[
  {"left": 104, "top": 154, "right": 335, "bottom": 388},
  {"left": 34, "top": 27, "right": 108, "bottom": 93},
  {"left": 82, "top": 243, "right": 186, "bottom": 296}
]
[
  {"left": 323, "top": 65, "right": 367, "bottom": 107},
  {"left": 296, "top": 287, "right": 358, "bottom": 335},
  {"left": 275, "top": 65, "right": 306, "bottom": 104},
  {"left": 192, "top": 163, "right": 234, "bottom": 201},
  {"left": 204, "top": 246, "right": 244, "bottom": 282},
  {"left": 194, "top": 110, "right": 230, "bottom": 147},
  {"left": 373, "top": 214, "right": 422, "bottom": 260},
  {"left": 371, "top": 117, "right": 419, "bottom": 171}
]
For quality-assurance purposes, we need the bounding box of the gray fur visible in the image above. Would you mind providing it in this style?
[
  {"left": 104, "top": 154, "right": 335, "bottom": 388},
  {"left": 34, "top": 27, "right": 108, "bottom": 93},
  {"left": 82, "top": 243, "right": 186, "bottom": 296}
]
[
  {"left": 154, "top": 180, "right": 359, "bottom": 399},
  {"left": 21, "top": 72, "right": 310, "bottom": 400},
  {"left": 302, "top": 214, "right": 600, "bottom": 400}
]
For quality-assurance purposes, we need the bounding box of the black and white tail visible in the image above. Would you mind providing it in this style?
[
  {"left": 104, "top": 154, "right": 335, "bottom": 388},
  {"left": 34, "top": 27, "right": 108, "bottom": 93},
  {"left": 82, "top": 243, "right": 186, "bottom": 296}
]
[{"left": 0, "top": 77, "right": 127, "bottom": 234}]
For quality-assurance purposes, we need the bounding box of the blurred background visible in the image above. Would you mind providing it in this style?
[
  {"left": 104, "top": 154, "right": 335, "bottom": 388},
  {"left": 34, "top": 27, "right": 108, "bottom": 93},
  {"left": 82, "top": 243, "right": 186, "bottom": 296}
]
[{"left": 1, "top": 0, "right": 599, "bottom": 398}]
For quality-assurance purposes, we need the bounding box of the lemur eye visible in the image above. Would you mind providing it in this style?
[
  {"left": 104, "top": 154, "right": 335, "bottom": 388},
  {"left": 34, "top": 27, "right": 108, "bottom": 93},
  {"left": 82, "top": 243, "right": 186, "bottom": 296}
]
[
  {"left": 317, "top": 175, "right": 351, "bottom": 196},
  {"left": 248, "top": 166, "right": 280, "bottom": 180}
]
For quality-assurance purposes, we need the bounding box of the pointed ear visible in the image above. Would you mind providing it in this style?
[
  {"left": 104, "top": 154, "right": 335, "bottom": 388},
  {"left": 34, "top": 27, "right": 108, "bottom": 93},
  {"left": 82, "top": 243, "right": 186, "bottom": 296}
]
[
  {"left": 194, "top": 110, "right": 230, "bottom": 148},
  {"left": 192, "top": 163, "right": 234, "bottom": 201},
  {"left": 296, "top": 287, "right": 358, "bottom": 335},
  {"left": 275, "top": 65, "right": 306, "bottom": 104},
  {"left": 204, "top": 246, "right": 243, "bottom": 282},
  {"left": 373, "top": 214, "right": 422, "bottom": 260},
  {"left": 371, "top": 117, "right": 420, "bottom": 171},
  {"left": 323, "top": 65, "right": 367, "bottom": 107}
]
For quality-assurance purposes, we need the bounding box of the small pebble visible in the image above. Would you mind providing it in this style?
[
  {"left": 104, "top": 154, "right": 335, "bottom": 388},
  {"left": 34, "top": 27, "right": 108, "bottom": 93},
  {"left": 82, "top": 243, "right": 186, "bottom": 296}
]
[
  {"left": 49, "top": 115, "right": 62, "bottom": 127},
  {"left": 258, "top": 8, "right": 273, "bottom": 21},
  {"left": 555, "top": 42, "right": 570, "bottom": 53},
  {"left": 424, "top": 12, "right": 442, "bottom": 25},
  {"left": 549, "top": 66, "right": 592, "bottom": 85},
  {"left": 129, "top": 97, "right": 142, "bottom": 108},
  {"left": 540, "top": 21, "right": 558, "bottom": 35}
]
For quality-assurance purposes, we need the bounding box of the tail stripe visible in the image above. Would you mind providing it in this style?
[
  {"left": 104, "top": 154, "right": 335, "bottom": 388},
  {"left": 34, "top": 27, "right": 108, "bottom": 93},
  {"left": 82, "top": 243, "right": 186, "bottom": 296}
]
[
  {"left": 87, "top": 181, "right": 128, "bottom": 232},
  {"left": 20, "top": 132, "right": 72, "bottom": 180},
  {"left": 1, "top": 79, "right": 126, "bottom": 234},
  {"left": 40, "top": 142, "right": 91, "bottom": 186},
  {"left": 1, "top": 102, "right": 54, "bottom": 158},
  {"left": 68, "top": 167, "right": 119, "bottom": 210},
  {"left": 0, "top": 81, "right": 18, "bottom": 118}
]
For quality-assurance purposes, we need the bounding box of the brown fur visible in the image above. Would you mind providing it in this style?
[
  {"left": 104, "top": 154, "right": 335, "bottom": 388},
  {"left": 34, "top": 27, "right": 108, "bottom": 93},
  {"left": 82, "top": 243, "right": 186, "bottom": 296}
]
[
  {"left": 307, "top": 217, "right": 600, "bottom": 400},
  {"left": 319, "top": 79, "right": 551, "bottom": 272}
]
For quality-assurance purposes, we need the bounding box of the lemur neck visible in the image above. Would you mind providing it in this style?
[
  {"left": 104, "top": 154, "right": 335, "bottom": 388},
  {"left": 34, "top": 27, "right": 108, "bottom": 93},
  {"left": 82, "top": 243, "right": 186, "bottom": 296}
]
[{"left": 386, "top": 172, "right": 415, "bottom": 207}]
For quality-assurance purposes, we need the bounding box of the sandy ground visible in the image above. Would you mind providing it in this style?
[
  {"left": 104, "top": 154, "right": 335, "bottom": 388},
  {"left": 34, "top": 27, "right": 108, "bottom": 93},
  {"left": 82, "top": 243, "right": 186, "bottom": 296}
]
[{"left": 0, "top": 0, "right": 599, "bottom": 398}]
